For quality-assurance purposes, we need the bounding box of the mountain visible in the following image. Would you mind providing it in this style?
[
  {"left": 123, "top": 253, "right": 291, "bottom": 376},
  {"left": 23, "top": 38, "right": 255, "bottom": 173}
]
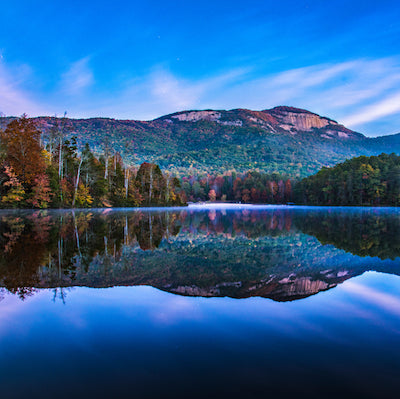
[{"left": 1, "top": 106, "right": 399, "bottom": 177}]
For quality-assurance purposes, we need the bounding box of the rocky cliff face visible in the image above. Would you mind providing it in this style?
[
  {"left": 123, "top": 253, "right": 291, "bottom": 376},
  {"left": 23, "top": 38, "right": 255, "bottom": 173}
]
[
  {"left": 267, "top": 106, "right": 334, "bottom": 132},
  {"left": 162, "top": 106, "right": 361, "bottom": 139},
  {"left": 168, "top": 110, "right": 221, "bottom": 122}
]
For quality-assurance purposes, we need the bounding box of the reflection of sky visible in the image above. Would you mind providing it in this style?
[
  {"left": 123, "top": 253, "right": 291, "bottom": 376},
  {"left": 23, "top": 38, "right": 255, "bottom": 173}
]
[{"left": 1, "top": 272, "right": 400, "bottom": 397}]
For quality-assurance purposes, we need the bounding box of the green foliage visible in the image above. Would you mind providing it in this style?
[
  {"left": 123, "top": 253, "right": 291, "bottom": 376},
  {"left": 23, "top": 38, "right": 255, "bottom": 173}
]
[
  {"left": 294, "top": 153, "right": 400, "bottom": 206},
  {"left": 136, "top": 163, "right": 166, "bottom": 205}
]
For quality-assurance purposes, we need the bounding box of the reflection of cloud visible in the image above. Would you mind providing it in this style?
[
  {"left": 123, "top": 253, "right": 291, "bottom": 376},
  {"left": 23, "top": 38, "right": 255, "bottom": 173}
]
[
  {"left": 151, "top": 294, "right": 203, "bottom": 325},
  {"left": 342, "top": 279, "right": 400, "bottom": 317}
]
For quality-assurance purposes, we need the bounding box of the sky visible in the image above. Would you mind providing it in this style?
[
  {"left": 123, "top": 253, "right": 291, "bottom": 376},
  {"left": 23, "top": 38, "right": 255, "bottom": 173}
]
[{"left": 1, "top": 0, "right": 400, "bottom": 136}]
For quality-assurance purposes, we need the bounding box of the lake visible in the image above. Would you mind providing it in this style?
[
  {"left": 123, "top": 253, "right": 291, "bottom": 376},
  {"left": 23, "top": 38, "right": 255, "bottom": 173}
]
[{"left": 1, "top": 205, "right": 400, "bottom": 398}]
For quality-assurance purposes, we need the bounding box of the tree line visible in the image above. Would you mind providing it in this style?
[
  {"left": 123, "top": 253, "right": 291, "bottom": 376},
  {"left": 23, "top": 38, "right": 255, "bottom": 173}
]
[
  {"left": 0, "top": 115, "right": 185, "bottom": 208},
  {"left": 294, "top": 153, "right": 400, "bottom": 206},
  {"left": 180, "top": 170, "right": 293, "bottom": 204}
]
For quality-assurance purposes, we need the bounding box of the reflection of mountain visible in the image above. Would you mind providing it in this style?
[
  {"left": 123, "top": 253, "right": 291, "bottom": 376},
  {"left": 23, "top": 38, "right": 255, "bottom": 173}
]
[
  {"left": 168, "top": 274, "right": 346, "bottom": 301},
  {"left": 1, "top": 208, "right": 400, "bottom": 301}
]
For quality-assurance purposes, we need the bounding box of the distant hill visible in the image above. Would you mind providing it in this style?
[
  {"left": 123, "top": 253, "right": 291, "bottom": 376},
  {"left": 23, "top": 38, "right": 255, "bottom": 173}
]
[{"left": 1, "top": 106, "right": 399, "bottom": 177}]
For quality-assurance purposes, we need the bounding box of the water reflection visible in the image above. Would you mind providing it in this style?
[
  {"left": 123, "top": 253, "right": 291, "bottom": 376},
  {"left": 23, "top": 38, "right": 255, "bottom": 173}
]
[
  {"left": 295, "top": 209, "right": 400, "bottom": 259},
  {"left": 1, "top": 206, "right": 400, "bottom": 301}
]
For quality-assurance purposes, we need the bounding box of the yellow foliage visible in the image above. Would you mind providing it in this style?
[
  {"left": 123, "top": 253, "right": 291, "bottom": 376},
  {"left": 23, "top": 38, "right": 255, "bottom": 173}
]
[{"left": 75, "top": 184, "right": 93, "bottom": 207}]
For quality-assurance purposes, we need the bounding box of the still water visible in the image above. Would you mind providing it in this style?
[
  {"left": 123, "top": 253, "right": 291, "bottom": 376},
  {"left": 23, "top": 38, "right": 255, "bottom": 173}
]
[{"left": 1, "top": 206, "right": 400, "bottom": 398}]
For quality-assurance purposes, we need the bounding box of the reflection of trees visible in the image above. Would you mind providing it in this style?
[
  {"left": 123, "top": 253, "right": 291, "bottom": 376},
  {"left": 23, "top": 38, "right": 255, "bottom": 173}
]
[
  {"left": 0, "top": 209, "right": 294, "bottom": 299},
  {"left": 0, "top": 213, "right": 46, "bottom": 299},
  {"left": 295, "top": 211, "right": 400, "bottom": 260},
  {"left": 179, "top": 209, "right": 293, "bottom": 238},
  {"left": 4, "top": 208, "right": 400, "bottom": 302},
  {"left": 52, "top": 287, "right": 72, "bottom": 304},
  {"left": 134, "top": 213, "right": 165, "bottom": 250},
  {"left": 0, "top": 210, "right": 184, "bottom": 298}
]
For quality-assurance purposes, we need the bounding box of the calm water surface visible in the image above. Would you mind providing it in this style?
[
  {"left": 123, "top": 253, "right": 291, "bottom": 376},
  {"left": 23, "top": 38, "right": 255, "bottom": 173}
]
[{"left": 1, "top": 206, "right": 400, "bottom": 398}]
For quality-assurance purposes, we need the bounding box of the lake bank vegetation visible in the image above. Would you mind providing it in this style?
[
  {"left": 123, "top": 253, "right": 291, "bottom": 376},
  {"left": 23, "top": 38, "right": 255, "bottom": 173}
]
[
  {"left": 179, "top": 171, "right": 293, "bottom": 204},
  {"left": 294, "top": 153, "right": 400, "bottom": 206},
  {"left": 0, "top": 116, "right": 185, "bottom": 208}
]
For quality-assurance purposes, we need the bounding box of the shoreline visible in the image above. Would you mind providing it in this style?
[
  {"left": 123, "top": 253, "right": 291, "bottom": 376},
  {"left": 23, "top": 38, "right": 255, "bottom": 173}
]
[{"left": 1, "top": 203, "right": 400, "bottom": 212}]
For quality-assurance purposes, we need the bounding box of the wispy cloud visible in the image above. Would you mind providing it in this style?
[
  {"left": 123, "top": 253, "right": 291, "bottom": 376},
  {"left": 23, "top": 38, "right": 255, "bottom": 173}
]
[
  {"left": 342, "top": 92, "right": 400, "bottom": 126},
  {"left": 60, "top": 57, "right": 94, "bottom": 96},
  {"left": 53, "top": 57, "right": 400, "bottom": 135},
  {"left": 148, "top": 67, "right": 250, "bottom": 113},
  {"left": 79, "top": 66, "right": 251, "bottom": 120},
  {"left": 2, "top": 56, "right": 400, "bottom": 135},
  {"left": 0, "top": 61, "right": 46, "bottom": 116}
]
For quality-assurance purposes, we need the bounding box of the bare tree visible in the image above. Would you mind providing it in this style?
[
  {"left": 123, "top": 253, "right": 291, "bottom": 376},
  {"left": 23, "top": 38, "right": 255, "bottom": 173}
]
[{"left": 103, "top": 135, "right": 112, "bottom": 180}]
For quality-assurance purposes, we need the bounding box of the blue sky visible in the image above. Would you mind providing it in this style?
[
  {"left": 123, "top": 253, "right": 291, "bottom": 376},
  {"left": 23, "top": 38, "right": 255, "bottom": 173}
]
[{"left": 1, "top": 0, "right": 400, "bottom": 136}]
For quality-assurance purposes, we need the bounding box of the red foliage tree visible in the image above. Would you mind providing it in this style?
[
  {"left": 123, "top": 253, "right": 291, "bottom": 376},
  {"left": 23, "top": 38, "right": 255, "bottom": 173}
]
[
  {"left": 208, "top": 189, "right": 216, "bottom": 202},
  {"left": 27, "top": 174, "right": 52, "bottom": 208}
]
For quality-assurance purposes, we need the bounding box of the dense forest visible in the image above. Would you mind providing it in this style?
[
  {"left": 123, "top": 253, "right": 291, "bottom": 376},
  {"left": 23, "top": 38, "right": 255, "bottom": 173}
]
[
  {"left": 294, "top": 153, "right": 400, "bottom": 206},
  {"left": 0, "top": 115, "right": 185, "bottom": 208}
]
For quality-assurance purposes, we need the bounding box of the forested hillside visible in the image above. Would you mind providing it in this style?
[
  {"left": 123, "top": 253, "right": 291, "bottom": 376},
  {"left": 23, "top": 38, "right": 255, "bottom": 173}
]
[
  {"left": 2, "top": 106, "right": 399, "bottom": 178},
  {"left": 294, "top": 153, "right": 400, "bottom": 206}
]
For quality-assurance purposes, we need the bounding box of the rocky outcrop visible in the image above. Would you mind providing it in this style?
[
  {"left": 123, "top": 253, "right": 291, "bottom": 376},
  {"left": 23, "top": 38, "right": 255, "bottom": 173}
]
[
  {"left": 267, "top": 106, "right": 335, "bottom": 132},
  {"left": 160, "top": 106, "right": 360, "bottom": 139},
  {"left": 169, "top": 110, "right": 221, "bottom": 122}
]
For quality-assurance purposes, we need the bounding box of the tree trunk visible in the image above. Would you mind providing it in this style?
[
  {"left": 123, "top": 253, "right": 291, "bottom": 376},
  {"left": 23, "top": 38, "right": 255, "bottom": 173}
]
[
  {"left": 149, "top": 167, "right": 153, "bottom": 204},
  {"left": 72, "top": 158, "right": 83, "bottom": 207},
  {"left": 125, "top": 168, "right": 129, "bottom": 199}
]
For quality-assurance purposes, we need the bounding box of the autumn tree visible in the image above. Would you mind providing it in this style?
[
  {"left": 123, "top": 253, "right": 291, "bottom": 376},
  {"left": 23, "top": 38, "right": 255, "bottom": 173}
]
[
  {"left": 27, "top": 174, "right": 52, "bottom": 208},
  {"left": 74, "top": 183, "right": 94, "bottom": 207},
  {"left": 208, "top": 189, "right": 216, "bottom": 202},
  {"left": 1, "top": 166, "right": 26, "bottom": 207},
  {"left": 0, "top": 115, "right": 45, "bottom": 185}
]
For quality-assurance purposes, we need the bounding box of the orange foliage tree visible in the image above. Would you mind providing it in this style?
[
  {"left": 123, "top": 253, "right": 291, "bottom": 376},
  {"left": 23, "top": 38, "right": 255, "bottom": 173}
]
[
  {"left": 1, "top": 115, "right": 45, "bottom": 185},
  {"left": 27, "top": 174, "right": 52, "bottom": 208},
  {"left": 208, "top": 189, "right": 216, "bottom": 202}
]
